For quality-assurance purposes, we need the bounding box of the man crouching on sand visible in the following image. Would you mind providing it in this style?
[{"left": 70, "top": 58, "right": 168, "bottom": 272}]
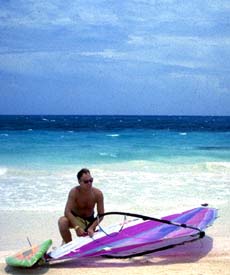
[{"left": 58, "top": 168, "right": 104, "bottom": 243}]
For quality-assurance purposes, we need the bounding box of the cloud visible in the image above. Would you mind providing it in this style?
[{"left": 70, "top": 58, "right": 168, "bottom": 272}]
[
  {"left": 77, "top": 7, "right": 118, "bottom": 26},
  {"left": 1, "top": 0, "right": 229, "bottom": 32},
  {"left": 126, "top": 33, "right": 230, "bottom": 70},
  {"left": 128, "top": 34, "right": 230, "bottom": 47},
  {"left": 0, "top": 1, "right": 62, "bottom": 27},
  {"left": 0, "top": 49, "right": 126, "bottom": 76},
  {"left": 81, "top": 49, "right": 125, "bottom": 59},
  {"left": 0, "top": 0, "right": 229, "bottom": 114},
  {"left": 0, "top": 1, "right": 119, "bottom": 28}
]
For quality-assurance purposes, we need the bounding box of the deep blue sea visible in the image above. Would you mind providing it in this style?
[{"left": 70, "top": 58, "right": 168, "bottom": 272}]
[{"left": 0, "top": 115, "right": 229, "bottom": 220}]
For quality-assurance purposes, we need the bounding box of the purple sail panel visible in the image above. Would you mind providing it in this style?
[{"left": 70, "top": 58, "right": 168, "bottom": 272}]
[{"left": 49, "top": 206, "right": 217, "bottom": 260}]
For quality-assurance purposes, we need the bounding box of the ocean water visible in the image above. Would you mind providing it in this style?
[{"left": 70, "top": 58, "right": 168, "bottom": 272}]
[{"left": 0, "top": 115, "right": 229, "bottom": 221}]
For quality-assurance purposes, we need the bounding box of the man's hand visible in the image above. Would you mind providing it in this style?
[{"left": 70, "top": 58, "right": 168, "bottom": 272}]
[
  {"left": 87, "top": 227, "right": 95, "bottom": 237},
  {"left": 75, "top": 226, "right": 87, "bottom": 237}
]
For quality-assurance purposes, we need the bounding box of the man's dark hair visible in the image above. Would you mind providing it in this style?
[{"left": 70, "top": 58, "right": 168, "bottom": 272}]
[{"left": 77, "top": 168, "right": 90, "bottom": 180}]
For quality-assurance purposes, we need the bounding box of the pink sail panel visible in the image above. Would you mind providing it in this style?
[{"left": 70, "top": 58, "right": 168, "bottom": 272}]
[{"left": 49, "top": 206, "right": 217, "bottom": 260}]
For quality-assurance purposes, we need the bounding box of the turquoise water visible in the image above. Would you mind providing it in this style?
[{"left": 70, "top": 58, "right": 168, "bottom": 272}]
[{"left": 0, "top": 116, "right": 229, "bottom": 220}]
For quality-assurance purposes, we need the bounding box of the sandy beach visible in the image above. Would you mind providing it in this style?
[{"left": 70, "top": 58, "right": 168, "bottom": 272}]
[
  {"left": 1, "top": 243, "right": 230, "bottom": 275},
  {"left": 1, "top": 256, "right": 230, "bottom": 275},
  {"left": 1, "top": 210, "right": 230, "bottom": 275}
]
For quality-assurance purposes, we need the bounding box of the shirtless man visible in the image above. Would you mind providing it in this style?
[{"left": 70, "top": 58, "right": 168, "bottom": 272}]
[{"left": 58, "top": 168, "right": 104, "bottom": 243}]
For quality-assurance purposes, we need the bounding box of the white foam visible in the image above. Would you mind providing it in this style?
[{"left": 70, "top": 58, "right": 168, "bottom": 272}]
[
  {"left": 99, "top": 152, "right": 117, "bottom": 158},
  {"left": 106, "top": 134, "right": 120, "bottom": 137},
  {"left": 0, "top": 167, "right": 7, "bottom": 176},
  {"left": 205, "top": 162, "right": 230, "bottom": 171},
  {"left": 99, "top": 152, "right": 108, "bottom": 156},
  {"left": 1, "top": 159, "right": 229, "bottom": 214}
]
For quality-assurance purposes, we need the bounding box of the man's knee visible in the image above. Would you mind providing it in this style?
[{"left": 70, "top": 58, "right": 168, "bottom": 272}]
[{"left": 58, "top": 216, "right": 69, "bottom": 229}]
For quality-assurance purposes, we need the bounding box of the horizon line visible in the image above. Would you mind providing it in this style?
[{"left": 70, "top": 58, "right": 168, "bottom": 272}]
[{"left": 0, "top": 114, "right": 230, "bottom": 117}]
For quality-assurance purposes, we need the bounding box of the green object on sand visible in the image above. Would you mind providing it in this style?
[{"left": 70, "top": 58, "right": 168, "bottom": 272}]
[{"left": 5, "top": 239, "right": 52, "bottom": 267}]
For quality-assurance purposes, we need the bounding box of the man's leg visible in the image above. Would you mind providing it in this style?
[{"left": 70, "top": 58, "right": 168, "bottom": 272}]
[{"left": 58, "top": 216, "right": 72, "bottom": 243}]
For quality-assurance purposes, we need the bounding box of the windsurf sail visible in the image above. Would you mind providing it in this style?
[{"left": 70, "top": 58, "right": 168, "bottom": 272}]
[
  {"left": 5, "top": 206, "right": 217, "bottom": 267},
  {"left": 49, "top": 206, "right": 217, "bottom": 260}
]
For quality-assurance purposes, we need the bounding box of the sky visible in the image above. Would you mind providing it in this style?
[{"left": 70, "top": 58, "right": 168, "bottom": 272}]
[{"left": 0, "top": 0, "right": 230, "bottom": 115}]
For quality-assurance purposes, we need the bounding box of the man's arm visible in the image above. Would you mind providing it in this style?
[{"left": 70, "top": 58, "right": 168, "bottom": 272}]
[
  {"left": 64, "top": 189, "right": 78, "bottom": 227},
  {"left": 87, "top": 190, "right": 104, "bottom": 237},
  {"left": 64, "top": 189, "right": 87, "bottom": 236}
]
